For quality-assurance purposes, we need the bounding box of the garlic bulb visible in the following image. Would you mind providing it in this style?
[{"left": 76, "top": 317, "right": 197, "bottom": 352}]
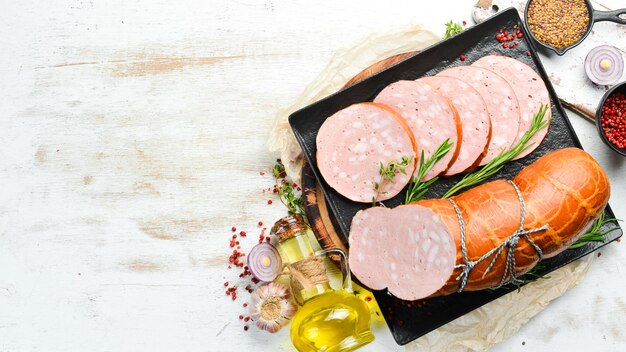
[{"left": 249, "top": 282, "right": 296, "bottom": 333}]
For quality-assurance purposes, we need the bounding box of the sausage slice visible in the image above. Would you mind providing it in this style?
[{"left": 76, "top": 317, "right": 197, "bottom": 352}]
[
  {"left": 473, "top": 55, "right": 552, "bottom": 160},
  {"left": 418, "top": 76, "right": 491, "bottom": 175},
  {"left": 438, "top": 66, "right": 521, "bottom": 165},
  {"left": 316, "top": 102, "right": 417, "bottom": 203},
  {"left": 374, "top": 80, "right": 461, "bottom": 181}
]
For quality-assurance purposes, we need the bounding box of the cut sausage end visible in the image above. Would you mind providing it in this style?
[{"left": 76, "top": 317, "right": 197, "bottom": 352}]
[{"left": 348, "top": 204, "right": 457, "bottom": 300}]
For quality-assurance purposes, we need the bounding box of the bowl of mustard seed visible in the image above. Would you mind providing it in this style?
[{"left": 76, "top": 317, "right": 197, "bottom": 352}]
[{"left": 525, "top": 0, "right": 626, "bottom": 56}]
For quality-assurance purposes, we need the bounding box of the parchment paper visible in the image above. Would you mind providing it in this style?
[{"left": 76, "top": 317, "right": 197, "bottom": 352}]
[{"left": 267, "top": 24, "right": 593, "bottom": 351}]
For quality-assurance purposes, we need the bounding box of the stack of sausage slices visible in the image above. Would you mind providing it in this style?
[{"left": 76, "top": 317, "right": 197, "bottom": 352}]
[{"left": 316, "top": 55, "right": 552, "bottom": 203}]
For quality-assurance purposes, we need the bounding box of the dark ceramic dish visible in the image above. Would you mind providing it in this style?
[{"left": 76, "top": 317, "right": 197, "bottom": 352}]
[
  {"left": 289, "top": 8, "right": 623, "bottom": 345},
  {"left": 596, "top": 81, "right": 626, "bottom": 156},
  {"left": 524, "top": 0, "right": 626, "bottom": 56}
]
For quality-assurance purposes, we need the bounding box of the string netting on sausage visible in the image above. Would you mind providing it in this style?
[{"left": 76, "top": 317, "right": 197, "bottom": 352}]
[{"left": 448, "top": 180, "right": 549, "bottom": 292}]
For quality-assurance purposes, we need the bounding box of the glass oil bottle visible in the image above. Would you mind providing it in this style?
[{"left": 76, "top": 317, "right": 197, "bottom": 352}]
[{"left": 271, "top": 216, "right": 374, "bottom": 352}]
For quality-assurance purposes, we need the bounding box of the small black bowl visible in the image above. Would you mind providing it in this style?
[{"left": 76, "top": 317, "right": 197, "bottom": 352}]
[{"left": 596, "top": 81, "right": 626, "bottom": 156}]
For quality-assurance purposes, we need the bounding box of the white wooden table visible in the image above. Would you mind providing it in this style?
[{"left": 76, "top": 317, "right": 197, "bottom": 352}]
[{"left": 1, "top": 1, "right": 625, "bottom": 351}]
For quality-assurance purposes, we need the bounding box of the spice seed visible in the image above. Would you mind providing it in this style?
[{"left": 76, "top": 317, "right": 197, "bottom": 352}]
[{"left": 527, "top": 0, "right": 589, "bottom": 49}]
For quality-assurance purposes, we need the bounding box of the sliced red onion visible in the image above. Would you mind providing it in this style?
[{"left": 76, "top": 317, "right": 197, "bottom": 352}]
[
  {"left": 585, "top": 45, "right": 624, "bottom": 85},
  {"left": 247, "top": 243, "right": 282, "bottom": 282}
]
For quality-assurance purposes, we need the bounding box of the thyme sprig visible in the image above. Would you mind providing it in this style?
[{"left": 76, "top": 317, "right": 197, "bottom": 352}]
[
  {"left": 272, "top": 160, "right": 305, "bottom": 219},
  {"left": 443, "top": 21, "right": 463, "bottom": 39},
  {"left": 404, "top": 139, "right": 453, "bottom": 204},
  {"left": 443, "top": 104, "right": 549, "bottom": 198},
  {"left": 569, "top": 212, "right": 621, "bottom": 249},
  {"left": 372, "top": 156, "right": 412, "bottom": 206}
]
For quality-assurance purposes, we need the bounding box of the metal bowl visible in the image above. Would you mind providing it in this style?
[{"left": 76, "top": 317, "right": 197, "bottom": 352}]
[
  {"left": 524, "top": 0, "right": 626, "bottom": 56},
  {"left": 596, "top": 81, "right": 626, "bottom": 156}
]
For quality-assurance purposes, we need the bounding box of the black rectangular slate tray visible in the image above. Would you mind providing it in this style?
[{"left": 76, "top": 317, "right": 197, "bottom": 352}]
[{"left": 288, "top": 8, "right": 623, "bottom": 346}]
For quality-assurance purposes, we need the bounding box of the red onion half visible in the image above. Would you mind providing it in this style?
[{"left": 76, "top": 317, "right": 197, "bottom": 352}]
[
  {"left": 585, "top": 45, "right": 624, "bottom": 85},
  {"left": 247, "top": 243, "right": 282, "bottom": 282}
]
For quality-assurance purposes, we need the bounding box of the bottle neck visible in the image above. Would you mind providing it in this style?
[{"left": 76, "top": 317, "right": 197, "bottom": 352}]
[
  {"left": 288, "top": 255, "right": 333, "bottom": 304},
  {"left": 271, "top": 215, "right": 335, "bottom": 303}
]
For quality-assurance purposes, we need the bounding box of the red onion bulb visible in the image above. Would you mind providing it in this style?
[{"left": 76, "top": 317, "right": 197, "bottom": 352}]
[
  {"left": 585, "top": 45, "right": 624, "bottom": 85},
  {"left": 247, "top": 243, "right": 282, "bottom": 282}
]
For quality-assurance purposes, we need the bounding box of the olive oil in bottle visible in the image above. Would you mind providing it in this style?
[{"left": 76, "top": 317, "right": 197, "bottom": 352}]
[
  {"left": 271, "top": 216, "right": 331, "bottom": 304},
  {"left": 290, "top": 288, "right": 374, "bottom": 352},
  {"left": 272, "top": 216, "right": 374, "bottom": 351}
]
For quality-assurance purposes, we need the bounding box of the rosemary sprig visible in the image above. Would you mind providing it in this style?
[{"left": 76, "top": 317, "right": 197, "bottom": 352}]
[
  {"left": 442, "top": 104, "right": 549, "bottom": 198},
  {"left": 443, "top": 20, "right": 463, "bottom": 39},
  {"left": 404, "top": 139, "right": 453, "bottom": 204},
  {"left": 488, "top": 212, "right": 620, "bottom": 291},
  {"left": 569, "top": 212, "right": 621, "bottom": 249},
  {"left": 512, "top": 264, "right": 550, "bottom": 290},
  {"left": 272, "top": 160, "right": 306, "bottom": 218},
  {"left": 372, "top": 156, "right": 412, "bottom": 206}
]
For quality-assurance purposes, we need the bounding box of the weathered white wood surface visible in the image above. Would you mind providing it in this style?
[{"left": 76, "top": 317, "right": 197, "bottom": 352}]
[{"left": 0, "top": 1, "right": 624, "bottom": 351}]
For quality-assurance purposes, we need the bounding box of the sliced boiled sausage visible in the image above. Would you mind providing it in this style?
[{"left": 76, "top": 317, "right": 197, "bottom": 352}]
[
  {"left": 473, "top": 55, "right": 552, "bottom": 160},
  {"left": 437, "top": 66, "right": 521, "bottom": 165},
  {"left": 413, "top": 148, "right": 609, "bottom": 294},
  {"left": 418, "top": 76, "right": 491, "bottom": 175},
  {"left": 374, "top": 80, "right": 461, "bottom": 181},
  {"left": 316, "top": 102, "right": 417, "bottom": 203},
  {"left": 349, "top": 204, "right": 457, "bottom": 300}
]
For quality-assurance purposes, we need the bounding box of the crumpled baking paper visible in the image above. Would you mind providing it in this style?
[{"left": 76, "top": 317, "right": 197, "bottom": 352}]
[
  {"left": 405, "top": 255, "right": 592, "bottom": 351},
  {"left": 267, "top": 24, "right": 592, "bottom": 351}
]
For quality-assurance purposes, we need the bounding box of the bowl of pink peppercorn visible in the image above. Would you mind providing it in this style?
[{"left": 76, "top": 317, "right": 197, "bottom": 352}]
[{"left": 596, "top": 81, "right": 626, "bottom": 156}]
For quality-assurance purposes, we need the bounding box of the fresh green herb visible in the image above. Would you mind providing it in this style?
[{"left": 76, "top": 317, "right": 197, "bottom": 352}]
[
  {"left": 488, "top": 212, "right": 620, "bottom": 291},
  {"left": 372, "top": 156, "right": 412, "bottom": 206},
  {"left": 443, "top": 104, "right": 549, "bottom": 198},
  {"left": 569, "top": 212, "right": 621, "bottom": 249},
  {"left": 513, "top": 264, "right": 549, "bottom": 288},
  {"left": 272, "top": 160, "right": 306, "bottom": 219},
  {"left": 272, "top": 160, "right": 287, "bottom": 179},
  {"left": 404, "top": 139, "right": 453, "bottom": 204},
  {"left": 485, "top": 264, "right": 549, "bottom": 292},
  {"left": 443, "top": 21, "right": 463, "bottom": 39}
]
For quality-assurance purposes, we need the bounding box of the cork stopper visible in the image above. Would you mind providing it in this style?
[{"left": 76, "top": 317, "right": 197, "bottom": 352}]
[{"left": 271, "top": 215, "right": 309, "bottom": 242}]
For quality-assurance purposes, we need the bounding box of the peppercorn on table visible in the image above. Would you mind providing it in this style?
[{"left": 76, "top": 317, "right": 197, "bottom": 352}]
[{"left": 0, "top": 1, "right": 625, "bottom": 351}]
